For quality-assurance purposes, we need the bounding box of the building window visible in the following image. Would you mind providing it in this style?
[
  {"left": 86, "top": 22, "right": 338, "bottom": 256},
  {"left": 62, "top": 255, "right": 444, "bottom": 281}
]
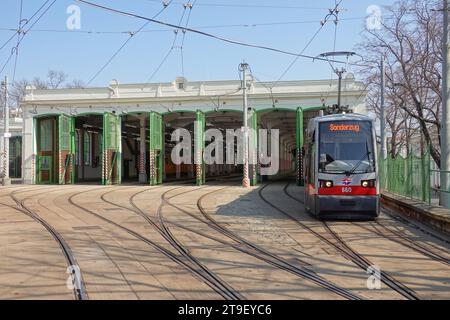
[
  {"left": 39, "top": 119, "right": 53, "bottom": 152},
  {"left": 174, "top": 77, "right": 187, "bottom": 90},
  {"left": 84, "top": 131, "right": 91, "bottom": 166}
]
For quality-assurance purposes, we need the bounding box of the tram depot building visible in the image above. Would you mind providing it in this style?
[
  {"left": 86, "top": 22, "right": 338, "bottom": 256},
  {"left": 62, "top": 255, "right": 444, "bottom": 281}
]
[{"left": 14, "top": 76, "right": 367, "bottom": 186}]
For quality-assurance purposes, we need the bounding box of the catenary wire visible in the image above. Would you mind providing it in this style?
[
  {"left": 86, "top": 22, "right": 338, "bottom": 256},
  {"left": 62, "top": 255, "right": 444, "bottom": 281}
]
[
  {"left": 144, "top": 3, "right": 189, "bottom": 84},
  {"left": 75, "top": 0, "right": 370, "bottom": 68},
  {"left": 0, "top": 0, "right": 57, "bottom": 77},
  {"left": 86, "top": 0, "right": 174, "bottom": 85},
  {"left": 12, "top": 0, "right": 24, "bottom": 82}
]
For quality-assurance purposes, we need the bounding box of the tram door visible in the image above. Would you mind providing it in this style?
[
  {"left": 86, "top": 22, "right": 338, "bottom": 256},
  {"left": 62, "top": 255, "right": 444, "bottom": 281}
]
[
  {"left": 149, "top": 111, "right": 163, "bottom": 185},
  {"left": 36, "top": 117, "right": 56, "bottom": 184},
  {"left": 58, "top": 114, "right": 75, "bottom": 184},
  {"left": 103, "top": 113, "right": 121, "bottom": 185}
]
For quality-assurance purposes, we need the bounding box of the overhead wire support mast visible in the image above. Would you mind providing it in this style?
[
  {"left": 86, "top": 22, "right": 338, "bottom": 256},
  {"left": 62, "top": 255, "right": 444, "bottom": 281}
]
[
  {"left": 441, "top": 0, "right": 450, "bottom": 208},
  {"left": 380, "top": 56, "right": 387, "bottom": 160},
  {"left": 2, "top": 76, "right": 10, "bottom": 186},
  {"left": 239, "top": 62, "right": 250, "bottom": 188}
]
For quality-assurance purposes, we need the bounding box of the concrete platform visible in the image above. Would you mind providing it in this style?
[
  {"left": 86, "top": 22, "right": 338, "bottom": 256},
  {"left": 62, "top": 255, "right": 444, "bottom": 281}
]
[{"left": 381, "top": 192, "right": 450, "bottom": 237}]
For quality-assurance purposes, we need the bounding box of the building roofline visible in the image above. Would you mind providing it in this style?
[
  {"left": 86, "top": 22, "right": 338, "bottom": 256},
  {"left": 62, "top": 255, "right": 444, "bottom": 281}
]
[{"left": 24, "top": 77, "right": 364, "bottom": 95}]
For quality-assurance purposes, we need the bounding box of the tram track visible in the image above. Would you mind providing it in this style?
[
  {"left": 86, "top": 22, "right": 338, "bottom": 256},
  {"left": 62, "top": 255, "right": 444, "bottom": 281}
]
[
  {"left": 193, "top": 184, "right": 362, "bottom": 300},
  {"left": 3, "top": 186, "right": 89, "bottom": 300},
  {"left": 380, "top": 207, "right": 450, "bottom": 250},
  {"left": 101, "top": 181, "right": 358, "bottom": 299},
  {"left": 258, "top": 181, "right": 421, "bottom": 300},
  {"left": 282, "top": 182, "right": 450, "bottom": 266},
  {"left": 6, "top": 180, "right": 437, "bottom": 300},
  {"left": 67, "top": 185, "right": 242, "bottom": 300},
  {"left": 356, "top": 221, "right": 450, "bottom": 267},
  {"left": 157, "top": 187, "right": 244, "bottom": 300},
  {"left": 101, "top": 184, "right": 244, "bottom": 299}
]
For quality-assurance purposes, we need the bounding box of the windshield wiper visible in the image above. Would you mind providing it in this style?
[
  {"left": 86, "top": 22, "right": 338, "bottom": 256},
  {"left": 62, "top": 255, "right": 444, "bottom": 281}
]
[{"left": 345, "top": 142, "right": 372, "bottom": 176}]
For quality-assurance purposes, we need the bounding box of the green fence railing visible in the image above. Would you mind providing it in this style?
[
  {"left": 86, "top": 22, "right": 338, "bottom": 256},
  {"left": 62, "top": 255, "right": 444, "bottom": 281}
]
[{"left": 379, "top": 150, "right": 431, "bottom": 204}]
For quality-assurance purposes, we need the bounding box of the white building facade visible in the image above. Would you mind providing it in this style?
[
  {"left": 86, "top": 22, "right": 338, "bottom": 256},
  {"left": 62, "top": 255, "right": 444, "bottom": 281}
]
[{"left": 20, "top": 77, "right": 367, "bottom": 185}]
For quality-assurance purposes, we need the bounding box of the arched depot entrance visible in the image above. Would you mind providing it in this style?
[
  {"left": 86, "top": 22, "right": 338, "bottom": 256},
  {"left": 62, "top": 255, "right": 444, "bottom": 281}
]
[
  {"left": 32, "top": 106, "right": 323, "bottom": 186},
  {"left": 34, "top": 112, "right": 121, "bottom": 185},
  {"left": 254, "top": 106, "right": 324, "bottom": 186},
  {"left": 204, "top": 110, "right": 244, "bottom": 182},
  {"left": 256, "top": 109, "right": 297, "bottom": 183},
  {"left": 162, "top": 110, "right": 207, "bottom": 186}
]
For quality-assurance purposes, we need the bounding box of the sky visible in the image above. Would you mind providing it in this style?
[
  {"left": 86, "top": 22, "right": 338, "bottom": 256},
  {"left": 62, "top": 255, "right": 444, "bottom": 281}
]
[{"left": 0, "top": 0, "right": 395, "bottom": 87}]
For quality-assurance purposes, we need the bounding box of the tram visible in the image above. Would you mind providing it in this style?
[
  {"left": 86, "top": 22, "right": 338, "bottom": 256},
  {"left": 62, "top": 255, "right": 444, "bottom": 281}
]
[{"left": 304, "top": 112, "right": 380, "bottom": 219}]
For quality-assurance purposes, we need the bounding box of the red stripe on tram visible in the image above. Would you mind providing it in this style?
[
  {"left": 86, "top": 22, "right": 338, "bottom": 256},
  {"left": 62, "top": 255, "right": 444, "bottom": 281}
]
[{"left": 319, "top": 186, "right": 377, "bottom": 196}]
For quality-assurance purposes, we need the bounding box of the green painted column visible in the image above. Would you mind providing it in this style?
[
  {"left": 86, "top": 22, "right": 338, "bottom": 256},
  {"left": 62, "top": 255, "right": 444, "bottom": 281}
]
[
  {"left": 58, "top": 114, "right": 75, "bottom": 185},
  {"left": 296, "top": 108, "right": 304, "bottom": 186},
  {"left": 116, "top": 115, "right": 122, "bottom": 185},
  {"left": 70, "top": 117, "right": 75, "bottom": 184},
  {"left": 103, "top": 113, "right": 121, "bottom": 185},
  {"left": 196, "top": 110, "right": 205, "bottom": 186},
  {"left": 32, "top": 117, "right": 37, "bottom": 185},
  {"left": 149, "top": 111, "right": 163, "bottom": 186},
  {"left": 250, "top": 108, "right": 258, "bottom": 186}
]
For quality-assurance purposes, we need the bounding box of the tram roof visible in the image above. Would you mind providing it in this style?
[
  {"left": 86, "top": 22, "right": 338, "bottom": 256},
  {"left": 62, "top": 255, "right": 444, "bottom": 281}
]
[{"left": 313, "top": 113, "right": 373, "bottom": 123}]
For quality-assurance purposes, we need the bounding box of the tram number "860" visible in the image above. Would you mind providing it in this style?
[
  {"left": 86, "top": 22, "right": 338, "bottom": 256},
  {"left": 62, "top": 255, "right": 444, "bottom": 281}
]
[{"left": 341, "top": 187, "right": 353, "bottom": 193}]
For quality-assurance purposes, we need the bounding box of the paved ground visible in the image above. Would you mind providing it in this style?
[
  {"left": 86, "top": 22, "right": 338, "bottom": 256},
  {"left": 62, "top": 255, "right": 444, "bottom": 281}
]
[{"left": 0, "top": 180, "right": 449, "bottom": 300}]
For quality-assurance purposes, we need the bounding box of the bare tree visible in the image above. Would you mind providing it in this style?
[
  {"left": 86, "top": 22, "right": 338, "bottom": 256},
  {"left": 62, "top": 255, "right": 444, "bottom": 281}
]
[
  {"left": 7, "top": 70, "right": 86, "bottom": 111},
  {"left": 32, "top": 77, "right": 48, "bottom": 90},
  {"left": 47, "top": 70, "right": 67, "bottom": 89},
  {"left": 65, "top": 79, "right": 85, "bottom": 89},
  {"left": 356, "top": 0, "right": 442, "bottom": 166}
]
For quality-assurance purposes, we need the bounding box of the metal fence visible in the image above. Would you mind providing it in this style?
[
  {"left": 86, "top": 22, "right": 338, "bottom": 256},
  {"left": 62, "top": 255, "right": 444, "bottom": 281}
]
[
  {"left": 430, "top": 166, "right": 450, "bottom": 205},
  {"left": 379, "top": 150, "right": 431, "bottom": 204}
]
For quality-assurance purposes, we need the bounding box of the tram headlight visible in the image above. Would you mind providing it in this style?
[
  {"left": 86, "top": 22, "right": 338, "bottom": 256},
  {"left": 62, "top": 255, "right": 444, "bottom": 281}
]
[
  {"left": 320, "top": 180, "right": 333, "bottom": 188},
  {"left": 361, "top": 180, "right": 375, "bottom": 188}
]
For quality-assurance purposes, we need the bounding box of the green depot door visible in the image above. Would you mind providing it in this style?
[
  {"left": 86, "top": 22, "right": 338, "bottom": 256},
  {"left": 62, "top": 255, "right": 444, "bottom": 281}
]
[
  {"left": 103, "top": 113, "right": 121, "bottom": 185},
  {"left": 296, "top": 108, "right": 304, "bottom": 186},
  {"left": 58, "top": 114, "right": 75, "bottom": 184},
  {"left": 195, "top": 110, "right": 205, "bottom": 186},
  {"left": 36, "top": 117, "right": 56, "bottom": 184},
  {"left": 149, "top": 111, "right": 163, "bottom": 186}
]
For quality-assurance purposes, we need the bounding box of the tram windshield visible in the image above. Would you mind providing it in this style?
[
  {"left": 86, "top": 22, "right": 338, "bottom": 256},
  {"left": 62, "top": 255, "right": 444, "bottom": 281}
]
[{"left": 318, "top": 121, "right": 375, "bottom": 174}]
